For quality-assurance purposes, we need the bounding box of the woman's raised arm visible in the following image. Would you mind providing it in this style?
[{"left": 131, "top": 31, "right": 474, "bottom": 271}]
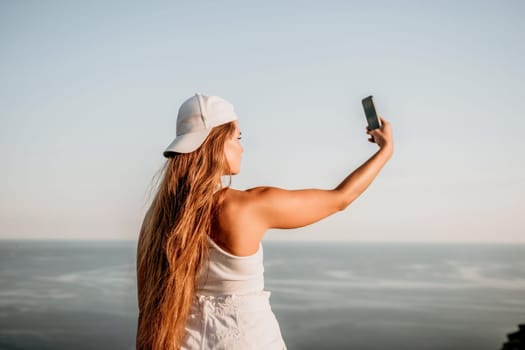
[{"left": 246, "top": 117, "right": 394, "bottom": 231}]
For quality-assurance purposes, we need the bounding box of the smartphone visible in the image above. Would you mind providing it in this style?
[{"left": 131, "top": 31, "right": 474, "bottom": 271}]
[{"left": 361, "top": 95, "right": 382, "bottom": 130}]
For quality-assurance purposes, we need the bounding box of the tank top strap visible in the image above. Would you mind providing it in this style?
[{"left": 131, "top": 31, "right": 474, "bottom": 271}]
[{"left": 207, "top": 235, "right": 262, "bottom": 259}]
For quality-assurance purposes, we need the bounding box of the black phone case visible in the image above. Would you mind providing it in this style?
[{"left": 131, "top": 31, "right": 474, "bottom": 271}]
[{"left": 361, "top": 95, "right": 381, "bottom": 130}]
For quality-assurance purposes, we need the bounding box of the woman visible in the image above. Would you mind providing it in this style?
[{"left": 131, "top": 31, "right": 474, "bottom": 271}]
[{"left": 136, "top": 93, "right": 394, "bottom": 350}]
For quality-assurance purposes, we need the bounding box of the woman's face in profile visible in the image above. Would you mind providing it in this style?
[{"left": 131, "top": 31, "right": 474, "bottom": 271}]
[{"left": 223, "top": 121, "right": 243, "bottom": 175}]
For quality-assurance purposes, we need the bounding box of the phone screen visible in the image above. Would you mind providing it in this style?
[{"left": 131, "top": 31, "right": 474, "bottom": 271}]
[{"left": 362, "top": 96, "right": 381, "bottom": 130}]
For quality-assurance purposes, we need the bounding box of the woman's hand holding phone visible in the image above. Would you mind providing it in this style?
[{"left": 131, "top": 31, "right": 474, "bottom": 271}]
[{"left": 366, "top": 116, "right": 393, "bottom": 155}]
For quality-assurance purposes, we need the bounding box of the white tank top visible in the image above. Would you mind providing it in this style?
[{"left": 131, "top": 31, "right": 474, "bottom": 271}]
[{"left": 196, "top": 236, "right": 264, "bottom": 296}]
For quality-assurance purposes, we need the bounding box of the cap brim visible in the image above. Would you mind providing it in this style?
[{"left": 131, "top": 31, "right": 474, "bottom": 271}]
[{"left": 163, "top": 129, "right": 211, "bottom": 156}]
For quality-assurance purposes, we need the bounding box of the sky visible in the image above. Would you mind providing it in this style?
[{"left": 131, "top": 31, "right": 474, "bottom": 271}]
[{"left": 1, "top": 0, "right": 524, "bottom": 242}]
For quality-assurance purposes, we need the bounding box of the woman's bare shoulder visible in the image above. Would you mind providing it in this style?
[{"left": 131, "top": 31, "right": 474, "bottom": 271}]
[
  {"left": 216, "top": 187, "right": 263, "bottom": 206},
  {"left": 212, "top": 187, "right": 266, "bottom": 255}
]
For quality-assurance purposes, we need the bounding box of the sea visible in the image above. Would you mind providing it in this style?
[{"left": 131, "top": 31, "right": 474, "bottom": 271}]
[{"left": 0, "top": 240, "right": 524, "bottom": 350}]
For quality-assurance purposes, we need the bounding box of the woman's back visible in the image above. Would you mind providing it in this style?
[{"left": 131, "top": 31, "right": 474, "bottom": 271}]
[
  {"left": 182, "top": 190, "right": 286, "bottom": 349},
  {"left": 196, "top": 234, "right": 264, "bottom": 296}
]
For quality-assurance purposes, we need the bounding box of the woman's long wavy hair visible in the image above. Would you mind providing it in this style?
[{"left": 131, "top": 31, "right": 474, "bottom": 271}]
[{"left": 136, "top": 121, "right": 237, "bottom": 350}]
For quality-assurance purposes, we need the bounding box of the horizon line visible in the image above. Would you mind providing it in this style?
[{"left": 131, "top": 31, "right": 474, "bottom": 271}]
[{"left": 0, "top": 238, "right": 524, "bottom": 245}]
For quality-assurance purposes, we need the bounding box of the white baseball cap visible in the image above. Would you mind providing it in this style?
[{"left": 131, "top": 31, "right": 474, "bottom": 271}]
[{"left": 163, "top": 93, "right": 239, "bottom": 157}]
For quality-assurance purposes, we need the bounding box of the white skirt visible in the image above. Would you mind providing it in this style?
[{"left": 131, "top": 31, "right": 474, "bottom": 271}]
[{"left": 181, "top": 290, "right": 287, "bottom": 350}]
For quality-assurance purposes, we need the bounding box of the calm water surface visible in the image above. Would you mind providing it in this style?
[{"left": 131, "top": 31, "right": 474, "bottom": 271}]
[{"left": 0, "top": 240, "right": 523, "bottom": 350}]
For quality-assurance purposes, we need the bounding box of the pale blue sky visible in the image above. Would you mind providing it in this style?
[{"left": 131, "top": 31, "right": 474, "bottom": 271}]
[{"left": 1, "top": 1, "right": 524, "bottom": 242}]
